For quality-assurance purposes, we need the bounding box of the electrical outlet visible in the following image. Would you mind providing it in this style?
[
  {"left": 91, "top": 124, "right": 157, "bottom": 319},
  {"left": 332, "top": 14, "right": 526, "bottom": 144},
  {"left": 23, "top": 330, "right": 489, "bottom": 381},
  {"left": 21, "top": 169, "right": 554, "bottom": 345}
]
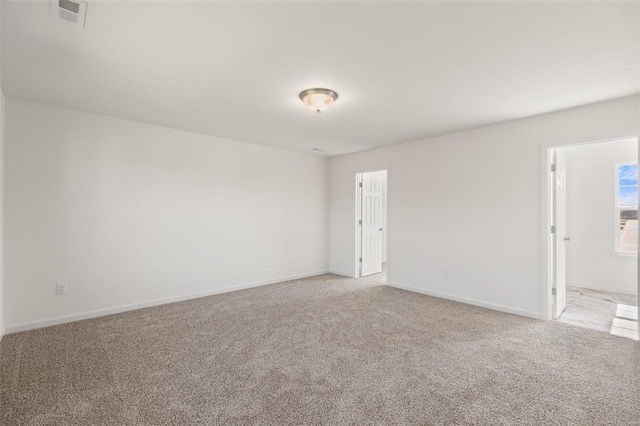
[
  {"left": 443, "top": 269, "right": 449, "bottom": 277},
  {"left": 55, "top": 283, "right": 67, "bottom": 295},
  {"left": 290, "top": 256, "right": 295, "bottom": 263}
]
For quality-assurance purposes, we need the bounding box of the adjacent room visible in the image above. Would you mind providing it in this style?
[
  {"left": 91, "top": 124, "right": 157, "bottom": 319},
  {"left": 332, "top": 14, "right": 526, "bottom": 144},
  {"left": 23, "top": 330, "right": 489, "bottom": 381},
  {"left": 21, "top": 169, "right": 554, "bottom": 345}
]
[
  {"left": 0, "top": 1, "right": 638, "bottom": 425},
  {"left": 552, "top": 139, "right": 638, "bottom": 340}
]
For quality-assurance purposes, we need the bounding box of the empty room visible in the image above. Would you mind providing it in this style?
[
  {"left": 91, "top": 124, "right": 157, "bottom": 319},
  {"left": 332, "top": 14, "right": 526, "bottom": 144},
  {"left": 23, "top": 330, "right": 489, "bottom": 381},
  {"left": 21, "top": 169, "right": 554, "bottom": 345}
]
[{"left": 0, "top": 1, "right": 638, "bottom": 425}]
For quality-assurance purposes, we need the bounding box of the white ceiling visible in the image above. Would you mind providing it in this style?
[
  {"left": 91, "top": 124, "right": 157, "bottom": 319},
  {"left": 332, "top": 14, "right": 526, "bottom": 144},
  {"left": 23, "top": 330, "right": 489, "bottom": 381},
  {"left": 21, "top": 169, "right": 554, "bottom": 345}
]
[{"left": 2, "top": 1, "right": 638, "bottom": 156}]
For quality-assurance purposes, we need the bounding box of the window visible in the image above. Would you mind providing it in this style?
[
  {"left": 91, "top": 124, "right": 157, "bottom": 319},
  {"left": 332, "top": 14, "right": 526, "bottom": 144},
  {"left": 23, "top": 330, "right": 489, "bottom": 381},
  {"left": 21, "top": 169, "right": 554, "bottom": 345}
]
[{"left": 615, "top": 163, "right": 638, "bottom": 254}]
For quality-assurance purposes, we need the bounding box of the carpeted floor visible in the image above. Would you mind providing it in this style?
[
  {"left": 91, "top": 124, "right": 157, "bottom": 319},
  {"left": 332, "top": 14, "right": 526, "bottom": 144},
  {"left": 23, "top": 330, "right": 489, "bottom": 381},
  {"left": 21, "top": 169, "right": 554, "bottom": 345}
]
[{"left": 1, "top": 272, "right": 639, "bottom": 425}]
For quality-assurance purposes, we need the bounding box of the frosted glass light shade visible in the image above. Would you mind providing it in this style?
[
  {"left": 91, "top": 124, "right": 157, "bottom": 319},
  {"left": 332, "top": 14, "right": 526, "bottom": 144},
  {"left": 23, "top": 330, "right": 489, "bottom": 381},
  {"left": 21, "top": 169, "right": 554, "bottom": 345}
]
[{"left": 299, "top": 88, "right": 339, "bottom": 113}]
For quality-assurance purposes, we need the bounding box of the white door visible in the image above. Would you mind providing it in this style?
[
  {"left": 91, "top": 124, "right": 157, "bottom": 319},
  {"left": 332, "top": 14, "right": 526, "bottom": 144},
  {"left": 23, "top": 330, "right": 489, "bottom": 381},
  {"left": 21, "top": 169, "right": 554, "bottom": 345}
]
[
  {"left": 360, "top": 173, "right": 383, "bottom": 276},
  {"left": 553, "top": 150, "right": 568, "bottom": 318}
]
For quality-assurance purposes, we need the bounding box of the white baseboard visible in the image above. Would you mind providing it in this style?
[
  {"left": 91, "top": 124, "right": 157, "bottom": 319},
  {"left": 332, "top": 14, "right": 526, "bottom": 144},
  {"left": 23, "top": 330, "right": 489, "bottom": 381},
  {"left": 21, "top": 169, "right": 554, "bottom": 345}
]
[
  {"left": 329, "top": 269, "right": 355, "bottom": 278},
  {"left": 568, "top": 281, "right": 637, "bottom": 296},
  {"left": 387, "top": 282, "right": 542, "bottom": 320},
  {"left": 5, "top": 270, "right": 329, "bottom": 335}
]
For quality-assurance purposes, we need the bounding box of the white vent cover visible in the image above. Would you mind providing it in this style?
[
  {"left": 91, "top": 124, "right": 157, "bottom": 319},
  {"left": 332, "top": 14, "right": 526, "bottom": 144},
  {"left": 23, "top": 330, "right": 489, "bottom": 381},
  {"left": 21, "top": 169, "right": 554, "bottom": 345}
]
[{"left": 52, "top": 0, "right": 87, "bottom": 27}]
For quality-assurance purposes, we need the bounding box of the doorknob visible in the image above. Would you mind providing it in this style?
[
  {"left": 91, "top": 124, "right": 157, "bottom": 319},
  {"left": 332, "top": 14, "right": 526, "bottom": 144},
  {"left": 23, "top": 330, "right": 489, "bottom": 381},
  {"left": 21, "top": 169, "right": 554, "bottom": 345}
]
[
  {"left": 379, "top": 228, "right": 383, "bottom": 231},
  {"left": 564, "top": 237, "right": 571, "bottom": 242}
]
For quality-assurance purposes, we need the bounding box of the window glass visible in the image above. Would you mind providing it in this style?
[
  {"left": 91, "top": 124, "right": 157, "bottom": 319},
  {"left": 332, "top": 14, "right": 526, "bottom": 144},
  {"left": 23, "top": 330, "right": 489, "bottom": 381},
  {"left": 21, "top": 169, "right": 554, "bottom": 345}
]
[
  {"left": 618, "top": 164, "right": 638, "bottom": 206},
  {"left": 617, "top": 164, "right": 638, "bottom": 253}
]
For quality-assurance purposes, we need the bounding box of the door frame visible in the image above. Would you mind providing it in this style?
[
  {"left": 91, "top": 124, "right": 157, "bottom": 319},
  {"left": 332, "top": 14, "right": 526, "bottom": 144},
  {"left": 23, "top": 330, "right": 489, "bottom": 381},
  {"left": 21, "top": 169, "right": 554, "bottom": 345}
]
[
  {"left": 355, "top": 169, "right": 389, "bottom": 280},
  {"left": 541, "top": 135, "right": 640, "bottom": 324}
]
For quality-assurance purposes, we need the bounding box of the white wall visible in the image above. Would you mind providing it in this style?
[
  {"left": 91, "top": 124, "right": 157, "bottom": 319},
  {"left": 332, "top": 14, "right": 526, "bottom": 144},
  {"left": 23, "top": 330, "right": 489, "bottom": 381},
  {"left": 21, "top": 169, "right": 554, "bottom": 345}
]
[
  {"left": 0, "top": 93, "right": 4, "bottom": 341},
  {"left": 0, "top": 2, "right": 5, "bottom": 341},
  {"left": 329, "top": 95, "right": 640, "bottom": 319},
  {"left": 4, "top": 99, "right": 329, "bottom": 332},
  {"left": 561, "top": 138, "right": 638, "bottom": 295}
]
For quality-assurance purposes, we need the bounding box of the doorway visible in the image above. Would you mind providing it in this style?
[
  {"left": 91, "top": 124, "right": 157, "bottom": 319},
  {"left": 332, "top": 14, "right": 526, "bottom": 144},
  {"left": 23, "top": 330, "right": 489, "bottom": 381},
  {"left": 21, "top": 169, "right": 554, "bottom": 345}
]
[
  {"left": 548, "top": 138, "right": 639, "bottom": 340},
  {"left": 356, "top": 170, "right": 388, "bottom": 280}
]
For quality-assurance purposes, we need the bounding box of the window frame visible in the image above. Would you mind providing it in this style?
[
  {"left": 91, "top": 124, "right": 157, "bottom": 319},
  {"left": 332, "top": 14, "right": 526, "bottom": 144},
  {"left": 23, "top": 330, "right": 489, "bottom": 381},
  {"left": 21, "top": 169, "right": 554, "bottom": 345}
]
[{"left": 614, "top": 161, "right": 638, "bottom": 257}]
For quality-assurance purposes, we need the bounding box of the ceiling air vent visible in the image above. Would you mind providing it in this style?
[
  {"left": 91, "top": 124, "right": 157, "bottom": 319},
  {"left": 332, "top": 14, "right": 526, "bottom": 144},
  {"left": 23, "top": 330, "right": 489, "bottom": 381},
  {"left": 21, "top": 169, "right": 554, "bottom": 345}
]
[{"left": 54, "top": 0, "right": 87, "bottom": 27}]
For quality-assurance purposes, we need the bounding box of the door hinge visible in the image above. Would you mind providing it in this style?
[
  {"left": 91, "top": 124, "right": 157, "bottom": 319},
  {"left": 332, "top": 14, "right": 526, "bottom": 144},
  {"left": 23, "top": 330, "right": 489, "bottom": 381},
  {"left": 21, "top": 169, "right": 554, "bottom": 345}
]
[
  {"left": 551, "top": 287, "right": 557, "bottom": 296},
  {"left": 359, "top": 182, "right": 363, "bottom": 188},
  {"left": 358, "top": 220, "right": 362, "bottom": 225},
  {"left": 359, "top": 257, "right": 362, "bottom": 263},
  {"left": 550, "top": 225, "right": 556, "bottom": 234},
  {"left": 551, "top": 163, "right": 556, "bottom": 172}
]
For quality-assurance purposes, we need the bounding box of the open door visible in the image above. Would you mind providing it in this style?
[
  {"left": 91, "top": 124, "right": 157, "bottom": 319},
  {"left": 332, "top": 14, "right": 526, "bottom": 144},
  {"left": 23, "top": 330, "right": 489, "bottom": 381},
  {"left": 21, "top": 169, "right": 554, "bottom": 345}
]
[
  {"left": 553, "top": 150, "right": 568, "bottom": 319},
  {"left": 360, "top": 172, "right": 383, "bottom": 277}
]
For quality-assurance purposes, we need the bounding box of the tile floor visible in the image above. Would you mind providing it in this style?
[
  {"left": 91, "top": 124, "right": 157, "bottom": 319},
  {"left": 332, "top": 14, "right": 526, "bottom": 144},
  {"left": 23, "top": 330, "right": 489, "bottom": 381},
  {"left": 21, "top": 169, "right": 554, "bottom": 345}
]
[{"left": 557, "top": 286, "right": 638, "bottom": 340}]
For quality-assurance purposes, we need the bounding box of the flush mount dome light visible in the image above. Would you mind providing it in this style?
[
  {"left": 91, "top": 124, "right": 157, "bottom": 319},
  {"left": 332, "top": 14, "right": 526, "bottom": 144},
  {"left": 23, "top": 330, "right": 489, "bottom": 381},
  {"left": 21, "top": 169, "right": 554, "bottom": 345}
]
[{"left": 299, "top": 88, "right": 338, "bottom": 113}]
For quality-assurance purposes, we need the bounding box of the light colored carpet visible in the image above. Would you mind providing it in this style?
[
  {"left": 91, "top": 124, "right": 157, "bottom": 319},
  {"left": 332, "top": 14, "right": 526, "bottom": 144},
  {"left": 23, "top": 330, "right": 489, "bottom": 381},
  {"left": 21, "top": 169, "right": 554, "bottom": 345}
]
[{"left": 1, "top": 272, "right": 639, "bottom": 425}]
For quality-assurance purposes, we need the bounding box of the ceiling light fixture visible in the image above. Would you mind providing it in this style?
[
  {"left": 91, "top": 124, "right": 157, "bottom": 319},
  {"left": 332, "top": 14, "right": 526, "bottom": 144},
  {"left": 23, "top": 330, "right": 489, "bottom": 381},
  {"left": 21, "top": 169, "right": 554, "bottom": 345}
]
[{"left": 299, "top": 88, "right": 338, "bottom": 113}]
